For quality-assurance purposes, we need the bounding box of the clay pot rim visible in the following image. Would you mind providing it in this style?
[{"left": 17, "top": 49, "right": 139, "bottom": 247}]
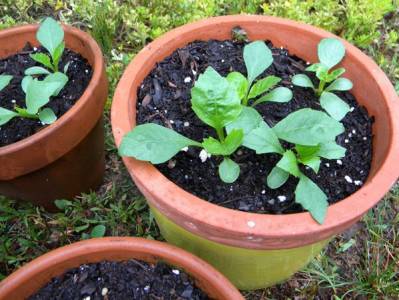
[
  {"left": 0, "top": 237, "right": 243, "bottom": 300},
  {"left": 111, "top": 15, "right": 399, "bottom": 249},
  {"left": 0, "top": 23, "right": 103, "bottom": 155}
]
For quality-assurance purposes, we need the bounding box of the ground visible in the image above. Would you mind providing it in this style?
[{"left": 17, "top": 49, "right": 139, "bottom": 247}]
[{"left": 0, "top": 1, "right": 398, "bottom": 299}]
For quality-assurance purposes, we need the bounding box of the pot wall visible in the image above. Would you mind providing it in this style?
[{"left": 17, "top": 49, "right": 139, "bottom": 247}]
[
  {"left": 0, "top": 24, "right": 108, "bottom": 210},
  {"left": 0, "top": 238, "right": 243, "bottom": 300}
]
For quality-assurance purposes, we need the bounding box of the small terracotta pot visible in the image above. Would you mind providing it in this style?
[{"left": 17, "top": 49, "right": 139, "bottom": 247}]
[
  {"left": 0, "top": 237, "right": 243, "bottom": 300},
  {"left": 111, "top": 15, "right": 399, "bottom": 289},
  {"left": 0, "top": 24, "right": 107, "bottom": 211}
]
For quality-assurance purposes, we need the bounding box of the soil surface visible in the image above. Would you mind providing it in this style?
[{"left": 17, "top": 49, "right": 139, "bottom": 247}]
[
  {"left": 29, "top": 259, "right": 209, "bottom": 300},
  {"left": 0, "top": 43, "right": 92, "bottom": 147},
  {"left": 136, "top": 39, "right": 373, "bottom": 214}
]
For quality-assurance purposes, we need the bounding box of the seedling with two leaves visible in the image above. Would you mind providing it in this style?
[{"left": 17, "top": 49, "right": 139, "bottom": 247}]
[
  {"left": 0, "top": 75, "right": 65, "bottom": 126},
  {"left": 227, "top": 106, "right": 346, "bottom": 223},
  {"left": 292, "top": 38, "right": 353, "bottom": 121},
  {"left": 25, "top": 17, "right": 69, "bottom": 92},
  {"left": 227, "top": 41, "right": 293, "bottom": 107}
]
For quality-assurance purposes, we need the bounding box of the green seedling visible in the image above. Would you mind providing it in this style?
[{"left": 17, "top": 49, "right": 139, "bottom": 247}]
[
  {"left": 227, "top": 41, "right": 293, "bottom": 106},
  {"left": 0, "top": 76, "right": 64, "bottom": 126},
  {"left": 228, "top": 106, "right": 346, "bottom": 224},
  {"left": 26, "top": 17, "right": 70, "bottom": 78},
  {"left": 119, "top": 67, "right": 244, "bottom": 183},
  {"left": 292, "top": 38, "right": 353, "bottom": 121}
]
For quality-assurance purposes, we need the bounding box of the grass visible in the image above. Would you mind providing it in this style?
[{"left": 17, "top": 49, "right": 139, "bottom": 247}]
[{"left": 0, "top": 1, "right": 398, "bottom": 298}]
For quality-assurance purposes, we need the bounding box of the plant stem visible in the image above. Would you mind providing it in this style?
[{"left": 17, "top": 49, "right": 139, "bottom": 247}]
[
  {"left": 15, "top": 107, "right": 39, "bottom": 119},
  {"left": 216, "top": 127, "right": 225, "bottom": 142},
  {"left": 316, "top": 80, "right": 326, "bottom": 96}
]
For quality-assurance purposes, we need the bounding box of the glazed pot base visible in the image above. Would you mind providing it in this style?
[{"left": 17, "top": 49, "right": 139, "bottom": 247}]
[
  {"left": 136, "top": 39, "right": 373, "bottom": 215},
  {"left": 29, "top": 259, "right": 209, "bottom": 300},
  {"left": 0, "top": 44, "right": 92, "bottom": 147}
]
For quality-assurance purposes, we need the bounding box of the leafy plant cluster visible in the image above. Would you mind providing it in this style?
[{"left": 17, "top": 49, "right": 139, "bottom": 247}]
[
  {"left": 120, "top": 38, "right": 352, "bottom": 223},
  {"left": 0, "top": 17, "right": 68, "bottom": 126}
]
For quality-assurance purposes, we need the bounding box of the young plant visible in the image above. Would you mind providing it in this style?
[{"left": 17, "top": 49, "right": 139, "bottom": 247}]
[
  {"left": 25, "top": 17, "right": 69, "bottom": 81},
  {"left": 0, "top": 76, "right": 64, "bottom": 126},
  {"left": 292, "top": 38, "right": 353, "bottom": 121},
  {"left": 227, "top": 41, "right": 293, "bottom": 107},
  {"left": 119, "top": 67, "right": 244, "bottom": 183},
  {"left": 227, "top": 106, "right": 346, "bottom": 224}
]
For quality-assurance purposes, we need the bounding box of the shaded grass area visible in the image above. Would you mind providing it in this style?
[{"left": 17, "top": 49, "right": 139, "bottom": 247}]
[{"left": 1, "top": 1, "right": 398, "bottom": 298}]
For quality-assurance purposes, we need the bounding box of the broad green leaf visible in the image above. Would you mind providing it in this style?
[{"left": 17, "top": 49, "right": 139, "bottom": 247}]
[
  {"left": 37, "top": 17, "right": 64, "bottom": 57},
  {"left": 26, "top": 79, "right": 62, "bottom": 114},
  {"left": 25, "top": 66, "right": 51, "bottom": 76},
  {"left": 317, "top": 142, "right": 346, "bottom": 159},
  {"left": 267, "top": 166, "right": 289, "bottom": 189},
  {"left": 0, "top": 75, "right": 12, "bottom": 92},
  {"left": 21, "top": 76, "right": 33, "bottom": 93},
  {"left": 316, "top": 67, "right": 329, "bottom": 82},
  {"left": 325, "top": 78, "right": 353, "bottom": 92},
  {"left": 305, "top": 63, "right": 327, "bottom": 72},
  {"left": 30, "top": 53, "right": 53, "bottom": 70},
  {"left": 295, "top": 145, "right": 320, "bottom": 159},
  {"left": 326, "top": 68, "right": 346, "bottom": 82},
  {"left": 252, "top": 87, "right": 293, "bottom": 106},
  {"left": 54, "top": 199, "right": 72, "bottom": 210},
  {"left": 277, "top": 150, "right": 300, "bottom": 177},
  {"left": 295, "top": 174, "right": 328, "bottom": 224},
  {"left": 244, "top": 121, "right": 284, "bottom": 154},
  {"left": 320, "top": 92, "right": 350, "bottom": 121},
  {"left": 90, "top": 224, "right": 106, "bottom": 238},
  {"left": 44, "top": 72, "right": 68, "bottom": 96},
  {"left": 226, "top": 72, "right": 248, "bottom": 100},
  {"left": 52, "top": 42, "right": 65, "bottom": 70},
  {"left": 247, "top": 76, "right": 281, "bottom": 99},
  {"left": 300, "top": 156, "right": 321, "bottom": 173},
  {"left": 226, "top": 106, "right": 263, "bottom": 136},
  {"left": 292, "top": 74, "right": 314, "bottom": 88},
  {"left": 0, "top": 107, "right": 18, "bottom": 126},
  {"left": 119, "top": 123, "right": 201, "bottom": 164},
  {"left": 218, "top": 158, "right": 240, "bottom": 183},
  {"left": 318, "top": 38, "right": 345, "bottom": 69},
  {"left": 38, "top": 108, "right": 57, "bottom": 124},
  {"left": 191, "top": 67, "right": 242, "bottom": 130},
  {"left": 202, "top": 129, "right": 243, "bottom": 156},
  {"left": 244, "top": 41, "right": 273, "bottom": 84},
  {"left": 273, "top": 108, "right": 345, "bottom": 146}
]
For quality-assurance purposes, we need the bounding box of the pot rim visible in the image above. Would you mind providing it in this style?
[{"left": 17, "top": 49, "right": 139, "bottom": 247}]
[
  {"left": 0, "top": 237, "right": 243, "bottom": 300},
  {"left": 111, "top": 15, "right": 399, "bottom": 249},
  {"left": 0, "top": 23, "right": 106, "bottom": 179}
]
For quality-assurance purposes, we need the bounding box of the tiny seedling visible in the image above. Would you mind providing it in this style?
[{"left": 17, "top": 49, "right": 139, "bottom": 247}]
[
  {"left": 0, "top": 76, "right": 64, "bottom": 126},
  {"left": 292, "top": 38, "right": 353, "bottom": 121},
  {"left": 228, "top": 106, "right": 345, "bottom": 224},
  {"left": 120, "top": 67, "right": 244, "bottom": 183},
  {"left": 227, "top": 41, "right": 293, "bottom": 107},
  {"left": 26, "top": 17, "right": 70, "bottom": 80}
]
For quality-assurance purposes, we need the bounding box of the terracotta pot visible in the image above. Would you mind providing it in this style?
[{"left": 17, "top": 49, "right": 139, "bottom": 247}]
[
  {"left": 0, "top": 24, "right": 107, "bottom": 211},
  {"left": 111, "top": 15, "right": 399, "bottom": 289},
  {"left": 0, "top": 237, "right": 243, "bottom": 300}
]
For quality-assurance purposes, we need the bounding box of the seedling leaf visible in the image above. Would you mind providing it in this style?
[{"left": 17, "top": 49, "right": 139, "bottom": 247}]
[
  {"left": 25, "top": 66, "right": 51, "bottom": 76},
  {"left": 226, "top": 106, "right": 263, "bottom": 136},
  {"left": 21, "top": 76, "right": 33, "bottom": 93},
  {"left": 292, "top": 74, "right": 314, "bottom": 88},
  {"left": 247, "top": 76, "right": 280, "bottom": 100},
  {"left": 218, "top": 158, "right": 240, "bottom": 183},
  {"left": 267, "top": 166, "right": 289, "bottom": 189},
  {"left": 202, "top": 129, "right": 243, "bottom": 156},
  {"left": 30, "top": 53, "right": 53, "bottom": 70},
  {"left": 320, "top": 92, "right": 350, "bottom": 121},
  {"left": 277, "top": 150, "right": 300, "bottom": 177},
  {"left": 318, "top": 38, "right": 345, "bottom": 69},
  {"left": 37, "top": 17, "right": 64, "bottom": 57},
  {"left": 252, "top": 87, "right": 293, "bottom": 105},
  {"left": 38, "top": 108, "right": 57, "bottom": 124},
  {"left": 273, "top": 108, "right": 345, "bottom": 146},
  {"left": 325, "top": 78, "right": 353, "bottom": 92},
  {"left": 295, "top": 174, "right": 328, "bottom": 224},
  {"left": 119, "top": 123, "right": 201, "bottom": 164},
  {"left": 226, "top": 72, "right": 248, "bottom": 100},
  {"left": 317, "top": 141, "right": 346, "bottom": 159},
  {"left": 0, "top": 75, "right": 12, "bottom": 92},
  {"left": 244, "top": 41, "right": 273, "bottom": 84},
  {"left": 0, "top": 107, "right": 18, "bottom": 126},
  {"left": 26, "top": 79, "right": 62, "bottom": 114},
  {"left": 244, "top": 121, "right": 284, "bottom": 154},
  {"left": 300, "top": 156, "right": 321, "bottom": 173},
  {"left": 44, "top": 72, "right": 68, "bottom": 96}
]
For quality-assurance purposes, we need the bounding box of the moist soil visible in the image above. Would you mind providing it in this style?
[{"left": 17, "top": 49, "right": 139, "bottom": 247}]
[
  {"left": 136, "top": 39, "right": 373, "bottom": 215},
  {"left": 29, "top": 260, "right": 209, "bottom": 300},
  {"left": 0, "top": 43, "right": 92, "bottom": 147}
]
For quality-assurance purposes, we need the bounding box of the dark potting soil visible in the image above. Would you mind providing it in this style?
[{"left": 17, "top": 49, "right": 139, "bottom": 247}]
[
  {"left": 0, "top": 43, "right": 92, "bottom": 147},
  {"left": 136, "top": 39, "right": 373, "bottom": 215},
  {"left": 29, "top": 260, "right": 209, "bottom": 300}
]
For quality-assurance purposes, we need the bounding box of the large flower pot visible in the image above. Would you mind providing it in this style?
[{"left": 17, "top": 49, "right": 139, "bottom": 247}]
[
  {"left": 0, "top": 24, "right": 107, "bottom": 211},
  {"left": 111, "top": 15, "right": 399, "bottom": 290},
  {"left": 0, "top": 237, "right": 243, "bottom": 300}
]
